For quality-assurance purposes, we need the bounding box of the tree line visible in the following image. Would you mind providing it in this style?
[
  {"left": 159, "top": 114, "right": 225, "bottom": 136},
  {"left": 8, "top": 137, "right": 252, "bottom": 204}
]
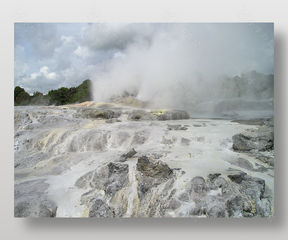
[{"left": 14, "top": 79, "right": 93, "bottom": 106}]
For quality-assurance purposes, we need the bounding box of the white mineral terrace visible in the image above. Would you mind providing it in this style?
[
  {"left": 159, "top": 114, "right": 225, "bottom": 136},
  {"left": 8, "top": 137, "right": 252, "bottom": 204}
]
[{"left": 14, "top": 105, "right": 274, "bottom": 218}]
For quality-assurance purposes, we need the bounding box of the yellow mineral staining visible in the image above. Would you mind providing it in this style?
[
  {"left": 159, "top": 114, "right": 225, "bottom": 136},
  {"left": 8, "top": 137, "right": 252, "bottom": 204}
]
[
  {"left": 82, "top": 120, "right": 105, "bottom": 129},
  {"left": 150, "top": 110, "right": 166, "bottom": 115},
  {"left": 270, "top": 205, "right": 274, "bottom": 217},
  {"left": 131, "top": 195, "right": 140, "bottom": 216},
  {"left": 183, "top": 180, "right": 188, "bottom": 189},
  {"left": 183, "top": 153, "right": 192, "bottom": 159},
  {"left": 36, "top": 130, "right": 65, "bottom": 151},
  {"left": 251, "top": 201, "right": 257, "bottom": 215},
  {"left": 247, "top": 196, "right": 257, "bottom": 215},
  {"left": 81, "top": 205, "right": 90, "bottom": 218},
  {"left": 111, "top": 188, "right": 129, "bottom": 215},
  {"left": 93, "top": 102, "right": 115, "bottom": 108}
]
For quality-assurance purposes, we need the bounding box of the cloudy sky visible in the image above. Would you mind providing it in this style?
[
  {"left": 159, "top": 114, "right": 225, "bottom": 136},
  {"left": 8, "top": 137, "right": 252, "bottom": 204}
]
[{"left": 14, "top": 22, "right": 274, "bottom": 97}]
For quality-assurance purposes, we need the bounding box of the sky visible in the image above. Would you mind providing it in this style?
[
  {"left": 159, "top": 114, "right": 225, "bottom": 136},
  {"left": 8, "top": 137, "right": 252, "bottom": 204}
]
[{"left": 14, "top": 22, "right": 274, "bottom": 98}]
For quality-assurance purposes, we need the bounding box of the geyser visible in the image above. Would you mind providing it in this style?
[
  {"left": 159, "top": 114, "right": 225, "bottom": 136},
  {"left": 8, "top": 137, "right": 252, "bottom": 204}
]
[{"left": 90, "top": 23, "right": 274, "bottom": 118}]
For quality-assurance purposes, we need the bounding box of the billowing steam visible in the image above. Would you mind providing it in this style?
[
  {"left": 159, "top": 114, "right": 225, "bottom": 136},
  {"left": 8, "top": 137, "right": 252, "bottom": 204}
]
[{"left": 90, "top": 23, "right": 274, "bottom": 118}]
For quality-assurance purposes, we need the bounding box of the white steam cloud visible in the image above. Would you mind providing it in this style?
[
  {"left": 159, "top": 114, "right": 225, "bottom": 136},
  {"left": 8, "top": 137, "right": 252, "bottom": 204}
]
[{"left": 90, "top": 23, "right": 274, "bottom": 117}]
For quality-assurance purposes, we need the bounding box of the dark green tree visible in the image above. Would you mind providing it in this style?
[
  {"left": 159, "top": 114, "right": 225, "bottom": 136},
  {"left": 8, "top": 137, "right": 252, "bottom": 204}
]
[
  {"left": 30, "top": 91, "right": 50, "bottom": 105},
  {"left": 48, "top": 87, "right": 69, "bottom": 105},
  {"left": 14, "top": 86, "right": 30, "bottom": 105},
  {"left": 15, "top": 79, "right": 93, "bottom": 106},
  {"left": 14, "top": 86, "right": 26, "bottom": 101},
  {"left": 69, "top": 79, "right": 93, "bottom": 103}
]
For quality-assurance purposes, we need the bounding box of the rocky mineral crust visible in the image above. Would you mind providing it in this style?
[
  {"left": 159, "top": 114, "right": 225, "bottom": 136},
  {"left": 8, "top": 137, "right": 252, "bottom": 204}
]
[
  {"left": 232, "top": 118, "right": 274, "bottom": 167},
  {"left": 14, "top": 103, "right": 274, "bottom": 218}
]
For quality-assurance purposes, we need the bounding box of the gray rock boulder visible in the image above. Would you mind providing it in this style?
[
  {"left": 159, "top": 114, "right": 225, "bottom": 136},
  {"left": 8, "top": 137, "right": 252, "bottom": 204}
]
[
  {"left": 128, "top": 110, "right": 156, "bottom": 121},
  {"left": 136, "top": 156, "right": 173, "bottom": 179},
  {"left": 150, "top": 110, "right": 190, "bottom": 120},
  {"left": 167, "top": 124, "right": 188, "bottom": 130},
  {"left": 136, "top": 156, "right": 173, "bottom": 199},
  {"left": 207, "top": 173, "right": 221, "bottom": 184},
  {"left": 160, "top": 137, "right": 173, "bottom": 145},
  {"left": 73, "top": 108, "right": 121, "bottom": 119},
  {"left": 76, "top": 162, "right": 130, "bottom": 217},
  {"left": 178, "top": 191, "right": 190, "bottom": 202},
  {"left": 225, "top": 158, "right": 269, "bottom": 172},
  {"left": 89, "top": 199, "right": 114, "bottom": 218},
  {"left": 175, "top": 172, "right": 272, "bottom": 218},
  {"left": 256, "top": 155, "right": 274, "bottom": 167},
  {"left": 181, "top": 138, "right": 190, "bottom": 146},
  {"left": 15, "top": 201, "right": 57, "bottom": 218},
  {"left": 14, "top": 179, "right": 57, "bottom": 218},
  {"left": 206, "top": 206, "right": 226, "bottom": 218},
  {"left": 89, "top": 165, "right": 110, "bottom": 190},
  {"left": 119, "top": 148, "right": 137, "bottom": 162},
  {"left": 165, "top": 198, "right": 182, "bottom": 210},
  {"left": 189, "top": 207, "right": 204, "bottom": 216},
  {"left": 177, "top": 176, "right": 210, "bottom": 208},
  {"left": 232, "top": 126, "right": 274, "bottom": 152},
  {"left": 74, "top": 171, "right": 94, "bottom": 189},
  {"left": 188, "top": 177, "right": 210, "bottom": 204},
  {"left": 131, "top": 131, "right": 150, "bottom": 146},
  {"left": 228, "top": 172, "right": 247, "bottom": 184},
  {"left": 232, "top": 122, "right": 274, "bottom": 168},
  {"left": 105, "top": 162, "right": 129, "bottom": 197},
  {"left": 75, "top": 162, "right": 129, "bottom": 198},
  {"left": 225, "top": 173, "right": 271, "bottom": 217}
]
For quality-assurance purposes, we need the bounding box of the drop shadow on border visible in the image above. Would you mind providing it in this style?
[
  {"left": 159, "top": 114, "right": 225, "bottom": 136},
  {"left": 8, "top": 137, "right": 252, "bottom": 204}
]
[{"left": 18, "top": 30, "right": 285, "bottom": 233}]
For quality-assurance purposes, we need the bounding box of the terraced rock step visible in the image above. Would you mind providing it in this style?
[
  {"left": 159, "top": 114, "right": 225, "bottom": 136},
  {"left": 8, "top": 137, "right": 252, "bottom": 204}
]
[{"left": 14, "top": 105, "right": 274, "bottom": 218}]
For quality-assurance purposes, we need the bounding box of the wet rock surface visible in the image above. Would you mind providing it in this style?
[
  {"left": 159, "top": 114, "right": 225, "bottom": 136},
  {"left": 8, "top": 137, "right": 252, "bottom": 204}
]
[
  {"left": 128, "top": 110, "right": 156, "bottom": 121},
  {"left": 176, "top": 172, "right": 272, "bottom": 218},
  {"left": 136, "top": 156, "right": 174, "bottom": 200},
  {"left": 74, "top": 158, "right": 272, "bottom": 218},
  {"left": 150, "top": 110, "right": 190, "bottom": 120},
  {"left": 167, "top": 124, "right": 188, "bottom": 130},
  {"left": 256, "top": 156, "right": 274, "bottom": 167},
  {"left": 76, "top": 162, "right": 129, "bottom": 196},
  {"left": 14, "top": 105, "right": 274, "bottom": 218},
  {"left": 226, "top": 173, "right": 271, "bottom": 217},
  {"left": 73, "top": 108, "right": 121, "bottom": 119},
  {"left": 118, "top": 148, "right": 137, "bottom": 162},
  {"left": 181, "top": 137, "right": 190, "bottom": 146},
  {"left": 225, "top": 158, "right": 269, "bottom": 173},
  {"left": 232, "top": 128, "right": 274, "bottom": 152},
  {"left": 232, "top": 117, "right": 274, "bottom": 167},
  {"left": 14, "top": 179, "right": 57, "bottom": 218},
  {"left": 126, "top": 109, "right": 190, "bottom": 121},
  {"left": 75, "top": 162, "right": 130, "bottom": 217}
]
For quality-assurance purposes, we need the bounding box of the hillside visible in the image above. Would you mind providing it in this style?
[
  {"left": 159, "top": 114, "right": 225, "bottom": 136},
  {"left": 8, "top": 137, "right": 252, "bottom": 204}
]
[{"left": 14, "top": 79, "right": 93, "bottom": 106}]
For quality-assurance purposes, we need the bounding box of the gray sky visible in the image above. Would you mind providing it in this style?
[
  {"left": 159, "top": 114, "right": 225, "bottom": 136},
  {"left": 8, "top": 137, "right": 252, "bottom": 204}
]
[{"left": 14, "top": 23, "right": 274, "bottom": 95}]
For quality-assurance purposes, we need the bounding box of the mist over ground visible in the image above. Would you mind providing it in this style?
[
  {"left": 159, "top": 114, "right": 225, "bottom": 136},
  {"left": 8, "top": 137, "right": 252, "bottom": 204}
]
[
  {"left": 13, "top": 24, "right": 275, "bottom": 220},
  {"left": 14, "top": 23, "right": 274, "bottom": 118},
  {"left": 90, "top": 23, "right": 274, "bottom": 118}
]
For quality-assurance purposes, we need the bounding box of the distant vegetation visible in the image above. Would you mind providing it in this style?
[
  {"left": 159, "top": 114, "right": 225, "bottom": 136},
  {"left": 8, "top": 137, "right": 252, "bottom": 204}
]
[
  {"left": 14, "top": 71, "right": 274, "bottom": 106},
  {"left": 14, "top": 79, "right": 93, "bottom": 106},
  {"left": 217, "top": 71, "right": 274, "bottom": 100}
]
